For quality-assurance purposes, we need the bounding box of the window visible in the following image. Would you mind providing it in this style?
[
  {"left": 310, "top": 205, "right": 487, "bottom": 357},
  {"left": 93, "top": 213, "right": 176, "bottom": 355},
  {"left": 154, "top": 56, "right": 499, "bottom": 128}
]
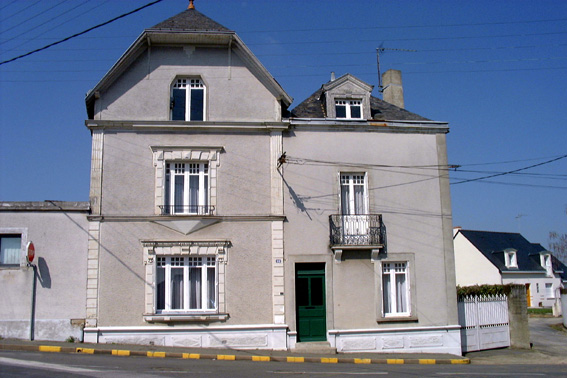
[
  {"left": 541, "top": 253, "right": 553, "bottom": 276},
  {"left": 382, "top": 262, "right": 410, "bottom": 317},
  {"left": 504, "top": 249, "right": 517, "bottom": 268},
  {"left": 0, "top": 234, "right": 21, "bottom": 266},
  {"left": 164, "top": 162, "right": 210, "bottom": 215},
  {"left": 156, "top": 256, "right": 217, "bottom": 312},
  {"left": 340, "top": 173, "right": 367, "bottom": 215},
  {"left": 171, "top": 78, "right": 205, "bottom": 121},
  {"left": 545, "top": 283, "right": 554, "bottom": 298},
  {"left": 335, "top": 100, "right": 362, "bottom": 119}
]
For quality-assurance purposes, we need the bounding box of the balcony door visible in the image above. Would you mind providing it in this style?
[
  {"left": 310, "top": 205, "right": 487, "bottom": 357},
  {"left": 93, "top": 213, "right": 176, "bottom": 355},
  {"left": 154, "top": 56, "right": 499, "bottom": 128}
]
[{"left": 340, "top": 173, "right": 369, "bottom": 243}]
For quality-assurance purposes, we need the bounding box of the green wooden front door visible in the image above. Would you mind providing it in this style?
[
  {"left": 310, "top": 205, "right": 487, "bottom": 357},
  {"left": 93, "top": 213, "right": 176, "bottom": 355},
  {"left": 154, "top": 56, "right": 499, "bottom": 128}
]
[{"left": 295, "top": 263, "right": 326, "bottom": 342}]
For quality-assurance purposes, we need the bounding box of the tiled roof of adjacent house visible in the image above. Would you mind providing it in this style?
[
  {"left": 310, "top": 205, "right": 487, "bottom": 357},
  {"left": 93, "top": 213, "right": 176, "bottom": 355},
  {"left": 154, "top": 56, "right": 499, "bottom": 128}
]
[
  {"left": 150, "top": 8, "right": 232, "bottom": 32},
  {"left": 458, "top": 230, "right": 548, "bottom": 273},
  {"left": 290, "top": 87, "right": 430, "bottom": 121}
]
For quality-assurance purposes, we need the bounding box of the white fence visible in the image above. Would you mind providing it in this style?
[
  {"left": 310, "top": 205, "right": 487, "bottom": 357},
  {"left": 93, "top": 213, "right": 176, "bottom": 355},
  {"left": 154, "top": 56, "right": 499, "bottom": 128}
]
[{"left": 457, "top": 294, "right": 510, "bottom": 352}]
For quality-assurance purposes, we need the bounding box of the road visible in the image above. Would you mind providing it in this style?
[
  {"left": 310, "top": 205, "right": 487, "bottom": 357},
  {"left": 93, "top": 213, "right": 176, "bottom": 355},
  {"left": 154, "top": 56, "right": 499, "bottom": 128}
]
[{"left": 1, "top": 350, "right": 567, "bottom": 378}]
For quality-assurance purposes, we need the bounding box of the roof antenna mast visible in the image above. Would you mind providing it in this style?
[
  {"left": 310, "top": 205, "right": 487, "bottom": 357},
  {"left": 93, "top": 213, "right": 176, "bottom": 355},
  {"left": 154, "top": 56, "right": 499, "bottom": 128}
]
[{"left": 376, "top": 46, "right": 417, "bottom": 95}]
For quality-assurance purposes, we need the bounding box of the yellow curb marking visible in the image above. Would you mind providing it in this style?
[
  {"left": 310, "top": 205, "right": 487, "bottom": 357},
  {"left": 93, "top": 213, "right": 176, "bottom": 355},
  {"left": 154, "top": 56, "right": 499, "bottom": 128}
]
[
  {"left": 321, "top": 357, "right": 338, "bottom": 363},
  {"left": 252, "top": 356, "right": 270, "bottom": 362},
  {"left": 217, "top": 355, "right": 236, "bottom": 360},
  {"left": 419, "top": 359, "right": 436, "bottom": 364},
  {"left": 387, "top": 359, "right": 404, "bottom": 364},
  {"left": 451, "top": 359, "right": 470, "bottom": 364},
  {"left": 39, "top": 346, "right": 61, "bottom": 353},
  {"left": 75, "top": 348, "right": 94, "bottom": 354},
  {"left": 112, "top": 350, "right": 130, "bottom": 356},
  {"left": 147, "top": 351, "right": 166, "bottom": 358},
  {"left": 182, "top": 353, "right": 201, "bottom": 359},
  {"left": 287, "top": 357, "right": 304, "bottom": 363},
  {"left": 354, "top": 358, "right": 371, "bottom": 364}
]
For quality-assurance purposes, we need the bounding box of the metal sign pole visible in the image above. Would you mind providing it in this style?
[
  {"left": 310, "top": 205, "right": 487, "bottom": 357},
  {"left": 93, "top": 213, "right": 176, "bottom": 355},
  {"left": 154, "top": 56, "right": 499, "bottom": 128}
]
[{"left": 29, "top": 263, "right": 37, "bottom": 341}]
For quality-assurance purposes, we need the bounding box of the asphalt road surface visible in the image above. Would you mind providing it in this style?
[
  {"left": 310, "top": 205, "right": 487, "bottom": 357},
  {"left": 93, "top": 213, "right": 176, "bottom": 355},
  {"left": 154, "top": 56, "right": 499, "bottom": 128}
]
[{"left": 1, "top": 350, "right": 567, "bottom": 378}]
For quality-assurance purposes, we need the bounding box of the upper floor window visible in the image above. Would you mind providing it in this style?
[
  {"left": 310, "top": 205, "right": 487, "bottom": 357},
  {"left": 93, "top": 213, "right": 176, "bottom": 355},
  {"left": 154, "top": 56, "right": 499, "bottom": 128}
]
[
  {"left": 335, "top": 100, "right": 362, "bottom": 119},
  {"left": 504, "top": 249, "right": 517, "bottom": 268},
  {"left": 540, "top": 253, "right": 552, "bottom": 276},
  {"left": 165, "top": 162, "right": 210, "bottom": 215},
  {"left": 340, "top": 173, "right": 367, "bottom": 215},
  {"left": 171, "top": 78, "right": 205, "bottom": 121},
  {"left": 0, "top": 234, "right": 21, "bottom": 267}
]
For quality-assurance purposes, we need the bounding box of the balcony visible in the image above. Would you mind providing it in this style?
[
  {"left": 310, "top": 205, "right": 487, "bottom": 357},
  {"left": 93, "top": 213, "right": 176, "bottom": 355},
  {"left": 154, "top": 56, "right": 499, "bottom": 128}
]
[
  {"left": 329, "top": 214, "right": 385, "bottom": 247},
  {"left": 159, "top": 205, "right": 215, "bottom": 216}
]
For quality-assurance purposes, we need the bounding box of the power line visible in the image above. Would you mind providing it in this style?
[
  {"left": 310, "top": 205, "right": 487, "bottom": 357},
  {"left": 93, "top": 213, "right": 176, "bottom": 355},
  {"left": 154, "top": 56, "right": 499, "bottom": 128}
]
[
  {"left": 0, "top": 0, "right": 68, "bottom": 38},
  {"left": 0, "top": 0, "right": 163, "bottom": 66},
  {"left": 451, "top": 154, "right": 567, "bottom": 185}
]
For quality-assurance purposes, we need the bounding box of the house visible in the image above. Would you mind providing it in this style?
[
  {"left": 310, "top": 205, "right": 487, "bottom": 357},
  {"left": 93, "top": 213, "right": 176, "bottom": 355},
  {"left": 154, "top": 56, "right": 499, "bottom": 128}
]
[
  {"left": 453, "top": 228, "right": 565, "bottom": 308},
  {"left": 0, "top": 201, "right": 89, "bottom": 341},
  {"left": 3, "top": 3, "right": 461, "bottom": 354}
]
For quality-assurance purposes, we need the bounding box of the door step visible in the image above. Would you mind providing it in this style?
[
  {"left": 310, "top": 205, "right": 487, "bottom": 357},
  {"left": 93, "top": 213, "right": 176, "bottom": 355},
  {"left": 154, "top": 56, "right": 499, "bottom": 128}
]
[{"left": 292, "top": 341, "right": 337, "bottom": 354}]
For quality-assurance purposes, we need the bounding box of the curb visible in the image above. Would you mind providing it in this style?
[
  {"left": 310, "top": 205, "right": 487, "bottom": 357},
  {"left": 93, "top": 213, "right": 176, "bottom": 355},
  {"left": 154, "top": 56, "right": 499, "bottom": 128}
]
[{"left": 0, "top": 343, "right": 470, "bottom": 365}]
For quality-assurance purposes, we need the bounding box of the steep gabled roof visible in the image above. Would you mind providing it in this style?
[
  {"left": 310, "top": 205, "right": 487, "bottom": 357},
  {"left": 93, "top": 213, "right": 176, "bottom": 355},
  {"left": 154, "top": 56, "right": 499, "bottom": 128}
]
[
  {"left": 85, "top": 6, "right": 292, "bottom": 117},
  {"left": 457, "top": 230, "right": 548, "bottom": 273},
  {"left": 149, "top": 8, "right": 231, "bottom": 32},
  {"left": 291, "top": 80, "right": 430, "bottom": 121}
]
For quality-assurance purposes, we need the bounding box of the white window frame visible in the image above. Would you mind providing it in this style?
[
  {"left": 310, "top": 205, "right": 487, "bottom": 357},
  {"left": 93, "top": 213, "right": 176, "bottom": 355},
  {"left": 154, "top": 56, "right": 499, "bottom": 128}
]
[
  {"left": 152, "top": 147, "right": 221, "bottom": 216},
  {"left": 381, "top": 261, "right": 410, "bottom": 317},
  {"left": 0, "top": 228, "right": 27, "bottom": 269},
  {"left": 171, "top": 78, "right": 206, "bottom": 121},
  {"left": 142, "top": 241, "right": 229, "bottom": 321},
  {"left": 335, "top": 99, "right": 363, "bottom": 119},
  {"left": 339, "top": 172, "right": 368, "bottom": 215},
  {"left": 165, "top": 162, "right": 210, "bottom": 215},
  {"left": 504, "top": 249, "right": 517, "bottom": 268},
  {"left": 540, "top": 253, "right": 553, "bottom": 276},
  {"left": 156, "top": 255, "right": 217, "bottom": 313}
]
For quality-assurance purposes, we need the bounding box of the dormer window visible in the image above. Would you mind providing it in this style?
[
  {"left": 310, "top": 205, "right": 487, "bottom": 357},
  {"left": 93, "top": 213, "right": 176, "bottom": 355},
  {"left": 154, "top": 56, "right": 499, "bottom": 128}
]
[
  {"left": 171, "top": 78, "right": 205, "bottom": 121},
  {"left": 504, "top": 249, "right": 517, "bottom": 268},
  {"left": 540, "top": 253, "right": 553, "bottom": 276},
  {"left": 335, "top": 100, "right": 362, "bottom": 119}
]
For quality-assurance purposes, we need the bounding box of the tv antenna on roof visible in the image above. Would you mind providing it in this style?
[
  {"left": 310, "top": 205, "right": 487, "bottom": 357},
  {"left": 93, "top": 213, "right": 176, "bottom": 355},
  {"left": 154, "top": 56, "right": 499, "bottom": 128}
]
[{"left": 376, "top": 45, "right": 417, "bottom": 93}]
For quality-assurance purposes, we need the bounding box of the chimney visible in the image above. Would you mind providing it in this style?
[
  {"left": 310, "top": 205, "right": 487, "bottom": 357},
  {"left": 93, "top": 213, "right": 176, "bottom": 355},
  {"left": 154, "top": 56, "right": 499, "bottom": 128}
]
[
  {"left": 330, "top": 71, "right": 336, "bottom": 81},
  {"left": 382, "top": 69, "right": 404, "bottom": 109}
]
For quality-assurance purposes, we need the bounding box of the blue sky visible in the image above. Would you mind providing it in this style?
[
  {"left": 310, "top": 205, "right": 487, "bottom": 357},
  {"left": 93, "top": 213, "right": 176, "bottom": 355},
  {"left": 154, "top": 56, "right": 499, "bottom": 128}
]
[{"left": 1, "top": 0, "right": 566, "bottom": 248}]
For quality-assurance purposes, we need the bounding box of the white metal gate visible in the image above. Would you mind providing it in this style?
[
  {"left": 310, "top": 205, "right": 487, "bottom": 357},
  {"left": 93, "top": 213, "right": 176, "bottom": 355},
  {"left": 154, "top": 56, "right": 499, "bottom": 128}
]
[{"left": 457, "top": 294, "right": 510, "bottom": 352}]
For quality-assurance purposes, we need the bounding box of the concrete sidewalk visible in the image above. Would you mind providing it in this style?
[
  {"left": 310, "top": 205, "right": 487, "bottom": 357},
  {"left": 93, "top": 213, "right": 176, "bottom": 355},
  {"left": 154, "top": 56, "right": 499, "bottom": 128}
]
[{"left": 465, "top": 317, "right": 567, "bottom": 365}]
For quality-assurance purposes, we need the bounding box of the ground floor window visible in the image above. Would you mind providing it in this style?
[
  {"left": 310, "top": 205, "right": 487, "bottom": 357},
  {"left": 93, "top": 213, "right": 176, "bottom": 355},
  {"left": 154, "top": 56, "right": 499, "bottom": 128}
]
[
  {"left": 545, "top": 283, "right": 554, "bottom": 299},
  {"left": 0, "top": 234, "right": 21, "bottom": 266},
  {"left": 382, "top": 262, "right": 410, "bottom": 317},
  {"left": 156, "top": 256, "right": 217, "bottom": 312}
]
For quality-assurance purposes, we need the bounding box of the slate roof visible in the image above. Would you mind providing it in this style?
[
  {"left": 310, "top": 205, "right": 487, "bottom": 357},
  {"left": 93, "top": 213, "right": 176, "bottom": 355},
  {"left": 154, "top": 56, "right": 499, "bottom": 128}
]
[
  {"left": 290, "top": 87, "right": 430, "bottom": 121},
  {"left": 458, "top": 230, "right": 549, "bottom": 273},
  {"left": 149, "top": 8, "right": 232, "bottom": 32}
]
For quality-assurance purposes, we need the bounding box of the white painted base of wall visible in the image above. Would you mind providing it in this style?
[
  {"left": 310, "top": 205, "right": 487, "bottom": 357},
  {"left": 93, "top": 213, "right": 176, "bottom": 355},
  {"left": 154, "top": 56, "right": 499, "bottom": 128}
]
[
  {"left": 83, "top": 324, "right": 288, "bottom": 350},
  {"left": 0, "top": 319, "right": 84, "bottom": 342},
  {"left": 328, "top": 325, "right": 462, "bottom": 356}
]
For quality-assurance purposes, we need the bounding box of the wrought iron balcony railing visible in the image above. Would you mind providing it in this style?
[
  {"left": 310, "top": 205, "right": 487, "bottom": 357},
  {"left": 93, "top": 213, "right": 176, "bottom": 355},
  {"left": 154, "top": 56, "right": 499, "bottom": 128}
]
[
  {"left": 159, "top": 205, "right": 215, "bottom": 216},
  {"left": 329, "top": 214, "right": 385, "bottom": 246}
]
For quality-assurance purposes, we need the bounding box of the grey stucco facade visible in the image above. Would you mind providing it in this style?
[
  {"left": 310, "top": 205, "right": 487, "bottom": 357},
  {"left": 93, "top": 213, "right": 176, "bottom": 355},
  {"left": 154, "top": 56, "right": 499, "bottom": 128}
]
[{"left": 2, "top": 6, "right": 460, "bottom": 354}]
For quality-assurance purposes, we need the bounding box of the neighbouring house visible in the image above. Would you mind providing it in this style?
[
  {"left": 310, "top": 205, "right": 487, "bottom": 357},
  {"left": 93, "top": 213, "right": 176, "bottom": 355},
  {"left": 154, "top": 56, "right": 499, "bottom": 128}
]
[
  {"left": 0, "top": 201, "right": 89, "bottom": 341},
  {"left": 453, "top": 228, "right": 566, "bottom": 308},
  {"left": 2, "top": 3, "right": 461, "bottom": 354}
]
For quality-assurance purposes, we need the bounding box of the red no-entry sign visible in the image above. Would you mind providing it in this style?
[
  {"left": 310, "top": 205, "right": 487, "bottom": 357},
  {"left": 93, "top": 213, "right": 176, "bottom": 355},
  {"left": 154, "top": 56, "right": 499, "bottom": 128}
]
[{"left": 26, "top": 241, "right": 35, "bottom": 263}]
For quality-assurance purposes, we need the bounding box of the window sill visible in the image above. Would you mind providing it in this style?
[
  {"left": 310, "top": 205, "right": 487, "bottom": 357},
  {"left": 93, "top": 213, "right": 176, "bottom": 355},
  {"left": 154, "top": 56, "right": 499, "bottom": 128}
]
[
  {"left": 144, "top": 313, "right": 228, "bottom": 323},
  {"left": 377, "top": 316, "right": 418, "bottom": 324}
]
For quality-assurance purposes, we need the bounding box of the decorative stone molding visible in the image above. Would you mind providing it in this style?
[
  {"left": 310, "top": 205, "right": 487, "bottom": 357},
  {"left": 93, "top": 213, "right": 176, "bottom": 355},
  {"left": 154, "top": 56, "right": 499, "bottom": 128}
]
[{"left": 151, "top": 146, "right": 222, "bottom": 215}]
